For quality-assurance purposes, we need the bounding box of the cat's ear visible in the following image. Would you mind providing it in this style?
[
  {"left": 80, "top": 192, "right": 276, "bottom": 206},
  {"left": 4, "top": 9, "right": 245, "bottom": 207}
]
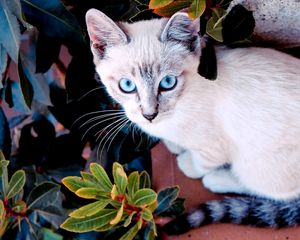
[
  {"left": 85, "top": 9, "right": 128, "bottom": 60},
  {"left": 161, "top": 12, "right": 200, "bottom": 51}
]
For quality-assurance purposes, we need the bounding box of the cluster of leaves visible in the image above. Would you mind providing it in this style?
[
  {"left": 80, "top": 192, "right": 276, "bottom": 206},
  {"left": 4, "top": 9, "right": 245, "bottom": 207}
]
[
  {"left": 0, "top": 153, "right": 65, "bottom": 239},
  {"left": 62, "top": 162, "right": 184, "bottom": 239},
  {"left": 149, "top": 0, "right": 254, "bottom": 44}
]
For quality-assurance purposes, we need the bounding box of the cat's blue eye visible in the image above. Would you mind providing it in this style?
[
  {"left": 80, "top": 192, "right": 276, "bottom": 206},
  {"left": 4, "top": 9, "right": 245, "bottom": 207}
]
[
  {"left": 159, "top": 75, "right": 177, "bottom": 91},
  {"left": 119, "top": 78, "right": 136, "bottom": 93}
]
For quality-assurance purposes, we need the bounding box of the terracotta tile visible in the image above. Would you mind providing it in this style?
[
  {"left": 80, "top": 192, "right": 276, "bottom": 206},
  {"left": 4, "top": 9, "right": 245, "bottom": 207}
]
[{"left": 152, "top": 143, "right": 300, "bottom": 240}]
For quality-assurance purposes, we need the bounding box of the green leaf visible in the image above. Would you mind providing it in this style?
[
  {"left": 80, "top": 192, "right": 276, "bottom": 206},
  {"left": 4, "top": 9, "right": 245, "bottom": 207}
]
[
  {"left": 69, "top": 200, "right": 111, "bottom": 219},
  {"left": 0, "top": 199, "right": 5, "bottom": 222},
  {"left": 75, "top": 187, "right": 110, "bottom": 199},
  {"left": 139, "top": 171, "right": 151, "bottom": 189},
  {"left": 0, "top": 0, "right": 21, "bottom": 62},
  {"left": 18, "top": 55, "right": 34, "bottom": 108},
  {"left": 158, "top": 198, "right": 185, "bottom": 217},
  {"left": 133, "top": 189, "right": 157, "bottom": 207},
  {"left": 188, "top": 0, "right": 206, "bottom": 20},
  {"left": 148, "top": 0, "right": 174, "bottom": 9},
  {"left": 27, "top": 182, "right": 60, "bottom": 209},
  {"left": 119, "top": 221, "right": 140, "bottom": 240},
  {"left": 141, "top": 208, "right": 153, "bottom": 222},
  {"left": 123, "top": 211, "right": 136, "bottom": 227},
  {"left": 6, "top": 170, "right": 25, "bottom": 199},
  {"left": 43, "top": 228, "right": 63, "bottom": 240},
  {"left": 95, "top": 222, "right": 115, "bottom": 232},
  {"left": 110, "top": 200, "right": 124, "bottom": 225},
  {"left": 60, "top": 209, "right": 117, "bottom": 233},
  {"left": 127, "top": 171, "right": 139, "bottom": 201},
  {"left": 0, "top": 153, "right": 6, "bottom": 161},
  {"left": 222, "top": 4, "right": 255, "bottom": 44},
  {"left": 206, "top": 8, "right": 227, "bottom": 42},
  {"left": 0, "top": 160, "right": 9, "bottom": 196},
  {"left": 153, "top": 0, "right": 192, "bottom": 17},
  {"left": 90, "top": 163, "right": 113, "bottom": 192},
  {"left": 20, "top": 0, "right": 85, "bottom": 46},
  {"left": 62, "top": 176, "right": 97, "bottom": 193},
  {"left": 80, "top": 172, "right": 101, "bottom": 187},
  {"left": 112, "top": 163, "right": 128, "bottom": 194},
  {"left": 144, "top": 223, "right": 156, "bottom": 240},
  {"left": 11, "top": 200, "right": 27, "bottom": 214},
  {"left": 155, "top": 186, "right": 180, "bottom": 215}
]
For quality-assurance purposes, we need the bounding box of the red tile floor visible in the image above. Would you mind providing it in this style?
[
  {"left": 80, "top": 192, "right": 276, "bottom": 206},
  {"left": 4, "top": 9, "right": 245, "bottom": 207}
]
[{"left": 152, "top": 143, "right": 300, "bottom": 240}]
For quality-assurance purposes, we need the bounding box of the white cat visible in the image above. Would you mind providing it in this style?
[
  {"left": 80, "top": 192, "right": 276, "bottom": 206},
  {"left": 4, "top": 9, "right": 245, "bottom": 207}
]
[{"left": 85, "top": 9, "right": 300, "bottom": 234}]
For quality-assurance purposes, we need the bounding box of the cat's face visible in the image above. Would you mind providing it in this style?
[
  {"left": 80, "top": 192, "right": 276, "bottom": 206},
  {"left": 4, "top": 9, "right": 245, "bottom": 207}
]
[{"left": 86, "top": 9, "right": 200, "bottom": 128}]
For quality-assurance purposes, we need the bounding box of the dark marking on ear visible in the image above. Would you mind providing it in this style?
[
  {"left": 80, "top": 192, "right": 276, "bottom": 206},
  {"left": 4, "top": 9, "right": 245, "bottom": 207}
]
[{"left": 161, "top": 13, "right": 200, "bottom": 52}]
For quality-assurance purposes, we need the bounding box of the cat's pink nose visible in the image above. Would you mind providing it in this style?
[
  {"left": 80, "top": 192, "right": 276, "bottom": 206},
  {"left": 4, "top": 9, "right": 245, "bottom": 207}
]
[{"left": 142, "top": 112, "right": 158, "bottom": 122}]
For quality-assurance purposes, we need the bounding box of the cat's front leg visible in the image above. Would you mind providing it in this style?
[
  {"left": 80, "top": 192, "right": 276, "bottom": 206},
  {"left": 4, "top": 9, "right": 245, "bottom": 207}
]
[
  {"left": 163, "top": 140, "right": 185, "bottom": 155},
  {"left": 176, "top": 150, "right": 216, "bottom": 179}
]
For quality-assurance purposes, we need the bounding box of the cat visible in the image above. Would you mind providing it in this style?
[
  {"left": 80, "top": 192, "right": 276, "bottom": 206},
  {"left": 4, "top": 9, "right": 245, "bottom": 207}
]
[{"left": 85, "top": 8, "right": 300, "bottom": 235}]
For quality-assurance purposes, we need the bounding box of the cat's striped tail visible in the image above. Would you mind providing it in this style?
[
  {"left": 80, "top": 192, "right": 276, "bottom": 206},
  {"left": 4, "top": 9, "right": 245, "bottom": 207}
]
[{"left": 163, "top": 196, "right": 300, "bottom": 235}]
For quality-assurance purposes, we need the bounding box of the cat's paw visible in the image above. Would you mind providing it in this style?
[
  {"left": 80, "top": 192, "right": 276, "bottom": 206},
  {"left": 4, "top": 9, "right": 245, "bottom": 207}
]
[
  {"left": 202, "top": 169, "right": 246, "bottom": 194},
  {"left": 163, "top": 140, "right": 185, "bottom": 155},
  {"left": 176, "top": 151, "right": 206, "bottom": 179}
]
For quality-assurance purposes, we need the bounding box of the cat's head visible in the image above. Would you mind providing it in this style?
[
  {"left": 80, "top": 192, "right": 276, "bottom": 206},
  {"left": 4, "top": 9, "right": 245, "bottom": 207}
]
[{"left": 85, "top": 9, "right": 200, "bottom": 127}]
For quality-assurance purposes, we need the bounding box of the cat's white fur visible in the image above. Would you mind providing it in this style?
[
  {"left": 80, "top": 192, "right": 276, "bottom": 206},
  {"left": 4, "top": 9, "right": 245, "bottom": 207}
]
[{"left": 86, "top": 9, "right": 300, "bottom": 201}]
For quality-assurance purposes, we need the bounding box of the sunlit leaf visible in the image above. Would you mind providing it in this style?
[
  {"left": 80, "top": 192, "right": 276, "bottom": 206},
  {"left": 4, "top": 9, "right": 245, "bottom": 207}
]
[
  {"left": 149, "top": 0, "right": 174, "bottom": 9},
  {"left": 113, "top": 163, "right": 128, "bottom": 194},
  {"left": 133, "top": 189, "right": 157, "bottom": 207},
  {"left": 80, "top": 171, "right": 101, "bottom": 187},
  {"left": 62, "top": 176, "right": 97, "bottom": 193},
  {"left": 141, "top": 208, "right": 153, "bottom": 222},
  {"left": 95, "top": 222, "right": 115, "bottom": 232},
  {"left": 123, "top": 211, "right": 136, "bottom": 227},
  {"left": 7, "top": 170, "right": 25, "bottom": 199},
  {"left": 127, "top": 171, "right": 139, "bottom": 201},
  {"left": 206, "top": 8, "right": 227, "bottom": 42},
  {"left": 153, "top": 0, "right": 192, "bottom": 17},
  {"left": 188, "top": 0, "right": 206, "bottom": 20},
  {"left": 61, "top": 209, "right": 117, "bottom": 233},
  {"left": 0, "top": 199, "right": 5, "bottom": 223},
  {"left": 11, "top": 200, "right": 27, "bottom": 214},
  {"left": 69, "top": 200, "right": 111, "bottom": 219},
  {"left": 110, "top": 200, "right": 124, "bottom": 225},
  {"left": 90, "top": 163, "right": 113, "bottom": 192},
  {"left": 0, "top": 159, "right": 9, "bottom": 196},
  {"left": 75, "top": 187, "right": 110, "bottom": 199},
  {"left": 139, "top": 171, "right": 151, "bottom": 189}
]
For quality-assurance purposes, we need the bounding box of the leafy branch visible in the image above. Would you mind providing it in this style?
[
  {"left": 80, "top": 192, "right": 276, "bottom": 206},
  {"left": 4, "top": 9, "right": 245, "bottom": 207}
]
[{"left": 61, "top": 162, "right": 184, "bottom": 239}]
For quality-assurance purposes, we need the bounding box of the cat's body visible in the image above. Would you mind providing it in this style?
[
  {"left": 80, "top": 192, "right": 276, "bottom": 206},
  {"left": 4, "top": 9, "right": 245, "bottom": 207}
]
[{"left": 86, "top": 9, "right": 300, "bottom": 234}]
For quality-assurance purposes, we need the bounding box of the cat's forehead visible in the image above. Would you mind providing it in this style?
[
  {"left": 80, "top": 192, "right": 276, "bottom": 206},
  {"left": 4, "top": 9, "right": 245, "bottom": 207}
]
[{"left": 97, "top": 18, "right": 191, "bottom": 80}]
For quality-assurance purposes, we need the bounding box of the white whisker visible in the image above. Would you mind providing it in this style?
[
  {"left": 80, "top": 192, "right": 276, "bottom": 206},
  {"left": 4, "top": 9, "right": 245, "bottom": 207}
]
[
  {"left": 71, "top": 109, "right": 124, "bottom": 129},
  {"left": 77, "top": 86, "right": 106, "bottom": 102},
  {"left": 80, "top": 115, "right": 124, "bottom": 140},
  {"left": 99, "top": 119, "right": 130, "bottom": 160},
  {"left": 96, "top": 118, "right": 128, "bottom": 160},
  {"left": 79, "top": 112, "right": 125, "bottom": 129}
]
